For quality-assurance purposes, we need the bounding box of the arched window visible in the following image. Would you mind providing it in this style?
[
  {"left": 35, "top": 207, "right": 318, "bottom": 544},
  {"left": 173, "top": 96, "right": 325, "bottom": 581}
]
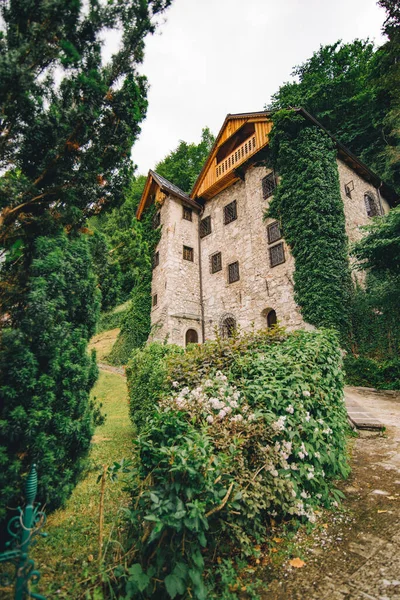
[
  {"left": 364, "top": 192, "right": 380, "bottom": 218},
  {"left": 185, "top": 329, "right": 198, "bottom": 346},
  {"left": 220, "top": 315, "right": 236, "bottom": 338},
  {"left": 267, "top": 309, "right": 277, "bottom": 328}
]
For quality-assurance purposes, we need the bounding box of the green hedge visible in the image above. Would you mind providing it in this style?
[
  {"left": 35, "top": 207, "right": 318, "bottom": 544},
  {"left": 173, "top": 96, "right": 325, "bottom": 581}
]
[
  {"left": 344, "top": 355, "right": 400, "bottom": 389},
  {"left": 121, "top": 329, "right": 350, "bottom": 599}
]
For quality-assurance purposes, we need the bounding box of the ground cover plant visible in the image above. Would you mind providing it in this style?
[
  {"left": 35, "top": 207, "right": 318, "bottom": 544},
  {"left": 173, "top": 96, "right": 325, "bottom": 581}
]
[{"left": 121, "top": 329, "right": 350, "bottom": 599}]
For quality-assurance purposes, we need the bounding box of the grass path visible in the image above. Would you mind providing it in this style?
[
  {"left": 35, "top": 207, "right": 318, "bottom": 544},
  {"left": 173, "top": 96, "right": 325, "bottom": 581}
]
[{"left": 33, "top": 370, "right": 132, "bottom": 599}]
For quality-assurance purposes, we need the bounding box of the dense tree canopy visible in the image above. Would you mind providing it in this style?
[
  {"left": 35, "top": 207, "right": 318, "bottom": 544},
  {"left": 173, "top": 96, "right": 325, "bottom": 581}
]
[{"left": 0, "top": 0, "right": 172, "bottom": 518}]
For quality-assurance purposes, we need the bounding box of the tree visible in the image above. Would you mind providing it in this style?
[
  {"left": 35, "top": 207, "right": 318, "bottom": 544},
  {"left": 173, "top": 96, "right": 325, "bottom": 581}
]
[
  {"left": 0, "top": 0, "right": 172, "bottom": 518},
  {"left": 88, "top": 230, "right": 122, "bottom": 311}
]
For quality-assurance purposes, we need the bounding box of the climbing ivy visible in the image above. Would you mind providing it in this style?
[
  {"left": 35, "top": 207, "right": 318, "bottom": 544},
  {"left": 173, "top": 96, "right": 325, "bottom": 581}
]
[{"left": 267, "top": 110, "right": 353, "bottom": 341}]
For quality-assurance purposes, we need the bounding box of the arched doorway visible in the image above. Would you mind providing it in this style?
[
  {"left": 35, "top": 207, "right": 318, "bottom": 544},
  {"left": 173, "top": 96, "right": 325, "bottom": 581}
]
[
  {"left": 185, "top": 329, "right": 198, "bottom": 346},
  {"left": 267, "top": 309, "right": 277, "bottom": 328},
  {"left": 220, "top": 315, "right": 237, "bottom": 338}
]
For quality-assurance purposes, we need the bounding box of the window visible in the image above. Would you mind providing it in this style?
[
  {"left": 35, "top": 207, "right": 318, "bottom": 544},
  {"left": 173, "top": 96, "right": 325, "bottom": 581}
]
[
  {"left": 262, "top": 172, "right": 276, "bottom": 199},
  {"left": 152, "top": 211, "right": 161, "bottom": 229},
  {"left": 224, "top": 200, "right": 237, "bottom": 225},
  {"left": 152, "top": 251, "right": 159, "bottom": 269},
  {"left": 210, "top": 252, "right": 222, "bottom": 274},
  {"left": 267, "top": 221, "right": 281, "bottom": 244},
  {"left": 183, "top": 206, "right": 192, "bottom": 221},
  {"left": 228, "top": 261, "right": 240, "bottom": 283},
  {"left": 221, "top": 316, "right": 236, "bottom": 338},
  {"left": 183, "top": 245, "right": 194, "bottom": 262},
  {"left": 152, "top": 294, "right": 158, "bottom": 307},
  {"left": 200, "top": 216, "right": 212, "bottom": 238},
  {"left": 185, "top": 329, "right": 198, "bottom": 346},
  {"left": 269, "top": 243, "right": 285, "bottom": 267},
  {"left": 364, "top": 192, "right": 380, "bottom": 218}
]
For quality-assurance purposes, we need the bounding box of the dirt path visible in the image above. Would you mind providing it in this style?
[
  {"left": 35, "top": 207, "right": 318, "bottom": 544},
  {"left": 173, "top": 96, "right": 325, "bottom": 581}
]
[
  {"left": 262, "top": 388, "right": 400, "bottom": 600},
  {"left": 98, "top": 361, "right": 126, "bottom": 377}
]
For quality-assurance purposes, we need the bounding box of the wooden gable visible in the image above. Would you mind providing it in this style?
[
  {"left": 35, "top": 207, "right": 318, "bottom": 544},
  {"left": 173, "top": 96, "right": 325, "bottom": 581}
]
[
  {"left": 136, "top": 170, "right": 201, "bottom": 220},
  {"left": 191, "top": 112, "right": 272, "bottom": 201}
]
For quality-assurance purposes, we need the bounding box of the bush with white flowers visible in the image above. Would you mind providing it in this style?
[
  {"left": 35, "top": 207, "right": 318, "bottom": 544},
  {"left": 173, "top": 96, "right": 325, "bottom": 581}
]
[{"left": 123, "top": 328, "right": 350, "bottom": 599}]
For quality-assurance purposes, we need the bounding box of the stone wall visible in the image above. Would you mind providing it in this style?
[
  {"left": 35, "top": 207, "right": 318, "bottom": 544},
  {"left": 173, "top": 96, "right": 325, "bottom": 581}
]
[
  {"left": 150, "top": 194, "right": 202, "bottom": 346},
  {"left": 200, "top": 165, "right": 304, "bottom": 340}
]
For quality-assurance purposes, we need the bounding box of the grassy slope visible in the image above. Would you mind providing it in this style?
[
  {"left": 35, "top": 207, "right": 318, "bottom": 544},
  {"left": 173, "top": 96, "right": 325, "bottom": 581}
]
[
  {"left": 89, "top": 328, "right": 121, "bottom": 362},
  {"left": 33, "top": 371, "right": 132, "bottom": 599}
]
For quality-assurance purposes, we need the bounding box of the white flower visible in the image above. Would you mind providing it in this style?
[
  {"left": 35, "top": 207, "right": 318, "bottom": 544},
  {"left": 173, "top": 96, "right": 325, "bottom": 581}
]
[
  {"left": 314, "top": 451, "right": 321, "bottom": 459},
  {"left": 272, "top": 416, "right": 286, "bottom": 431},
  {"left": 307, "top": 512, "right": 316, "bottom": 523},
  {"left": 303, "top": 390, "right": 311, "bottom": 397},
  {"left": 305, "top": 412, "right": 311, "bottom": 422},
  {"left": 291, "top": 489, "right": 297, "bottom": 497},
  {"left": 172, "top": 381, "right": 179, "bottom": 388},
  {"left": 248, "top": 413, "right": 256, "bottom": 421},
  {"left": 271, "top": 469, "right": 278, "bottom": 477},
  {"left": 230, "top": 414, "right": 243, "bottom": 423},
  {"left": 323, "top": 427, "right": 333, "bottom": 435},
  {"left": 206, "top": 415, "right": 214, "bottom": 424},
  {"left": 286, "top": 405, "right": 294, "bottom": 414},
  {"left": 229, "top": 400, "right": 238, "bottom": 409},
  {"left": 218, "top": 409, "right": 227, "bottom": 420},
  {"left": 298, "top": 451, "right": 305, "bottom": 460},
  {"left": 307, "top": 472, "right": 314, "bottom": 480}
]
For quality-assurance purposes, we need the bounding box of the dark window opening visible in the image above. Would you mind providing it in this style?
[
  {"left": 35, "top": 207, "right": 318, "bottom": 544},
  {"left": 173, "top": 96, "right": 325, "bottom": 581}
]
[
  {"left": 224, "top": 200, "right": 237, "bottom": 225},
  {"left": 183, "top": 245, "right": 194, "bottom": 262},
  {"left": 185, "top": 329, "right": 198, "bottom": 346},
  {"left": 221, "top": 317, "right": 236, "bottom": 338},
  {"left": 266, "top": 309, "right": 277, "bottom": 328},
  {"left": 210, "top": 252, "right": 222, "bottom": 274},
  {"left": 183, "top": 206, "right": 192, "bottom": 221},
  {"left": 152, "top": 294, "right": 158, "bottom": 307},
  {"left": 262, "top": 172, "right": 277, "bottom": 199},
  {"left": 269, "top": 243, "right": 285, "bottom": 268},
  {"left": 364, "top": 192, "right": 380, "bottom": 218},
  {"left": 152, "top": 211, "right": 161, "bottom": 229},
  {"left": 152, "top": 251, "right": 159, "bottom": 269},
  {"left": 267, "top": 221, "right": 282, "bottom": 244},
  {"left": 228, "top": 261, "right": 240, "bottom": 283},
  {"left": 200, "top": 216, "right": 212, "bottom": 238}
]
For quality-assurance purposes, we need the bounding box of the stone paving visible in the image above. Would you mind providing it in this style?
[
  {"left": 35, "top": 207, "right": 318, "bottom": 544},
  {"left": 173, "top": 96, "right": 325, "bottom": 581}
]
[{"left": 262, "top": 387, "right": 400, "bottom": 600}]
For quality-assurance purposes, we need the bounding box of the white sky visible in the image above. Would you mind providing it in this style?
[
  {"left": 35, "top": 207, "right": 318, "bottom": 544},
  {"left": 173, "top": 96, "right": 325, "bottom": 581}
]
[{"left": 131, "top": 0, "right": 387, "bottom": 175}]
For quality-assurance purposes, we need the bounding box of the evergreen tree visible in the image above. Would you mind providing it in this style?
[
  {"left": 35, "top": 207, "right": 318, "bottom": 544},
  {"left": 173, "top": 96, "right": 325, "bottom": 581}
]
[
  {"left": 88, "top": 230, "right": 122, "bottom": 311},
  {"left": 0, "top": 0, "right": 172, "bottom": 517}
]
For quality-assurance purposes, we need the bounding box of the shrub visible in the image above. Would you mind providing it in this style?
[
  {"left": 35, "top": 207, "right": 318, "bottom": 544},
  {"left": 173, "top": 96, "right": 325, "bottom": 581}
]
[
  {"left": 344, "top": 355, "right": 400, "bottom": 389},
  {"left": 96, "top": 302, "right": 131, "bottom": 334},
  {"left": 120, "top": 329, "right": 350, "bottom": 599},
  {"left": 126, "top": 342, "right": 183, "bottom": 430}
]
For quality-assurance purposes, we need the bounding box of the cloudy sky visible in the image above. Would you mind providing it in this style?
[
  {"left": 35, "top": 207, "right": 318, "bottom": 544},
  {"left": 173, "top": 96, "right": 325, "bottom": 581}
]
[{"left": 131, "top": 0, "right": 386, "bottom": 175}]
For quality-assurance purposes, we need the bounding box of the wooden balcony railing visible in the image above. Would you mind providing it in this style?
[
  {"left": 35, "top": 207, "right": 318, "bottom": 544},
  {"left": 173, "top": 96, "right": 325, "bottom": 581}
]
[{"left": 215, "top": 135, "right": 256, "bottom": 179}]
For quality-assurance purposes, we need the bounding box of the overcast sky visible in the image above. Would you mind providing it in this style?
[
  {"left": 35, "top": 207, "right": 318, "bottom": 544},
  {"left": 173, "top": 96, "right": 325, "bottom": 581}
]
[{"left": 131, "top": 0, "right": 386, "bottom": 175}]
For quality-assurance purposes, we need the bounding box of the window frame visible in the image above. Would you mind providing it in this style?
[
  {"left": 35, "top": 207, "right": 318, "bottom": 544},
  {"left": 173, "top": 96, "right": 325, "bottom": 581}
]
[
  {"left": 228, "top": 260, "right": 240, "bottom": 283},
  {"left": 152, "top": 293, "right": 158, "bottom": 307},
  {"left": 183, "top": 206, "right": 193, "bottom": 221},
  {"left": 210, "top": 251, "right": 222, "bottom": 274},
  {"left": 262, "top": 172, "right": 277, "bottom": 199},
  {"left": 183, "top": 245, "right": 194, "bottom": 262},
  {"left": 224, "top": 200, "right": 237, "bottom": 225},
  {"left": 152, "top": 250, "right": 159, "bottom": 269},
  {"left": 267, "top": 221, "right": 282, "bottom": 245},
  {"left": 269, "top": 242, "right": 285, "bottom": 268},
  {"left": 200, "top": 215, "right": 212, "bottom": 238}
]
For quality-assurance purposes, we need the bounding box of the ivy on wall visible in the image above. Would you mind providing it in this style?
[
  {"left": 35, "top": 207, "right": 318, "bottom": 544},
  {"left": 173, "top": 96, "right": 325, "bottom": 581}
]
[{"left": 267, "top": 110, "right": 353, "bottom": 341}]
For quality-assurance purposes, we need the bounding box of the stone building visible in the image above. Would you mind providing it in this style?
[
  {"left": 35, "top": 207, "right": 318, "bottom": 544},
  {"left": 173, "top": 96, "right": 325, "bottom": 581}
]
[{"left": 136, "top": 109, "right": 395, "bottom": 347}]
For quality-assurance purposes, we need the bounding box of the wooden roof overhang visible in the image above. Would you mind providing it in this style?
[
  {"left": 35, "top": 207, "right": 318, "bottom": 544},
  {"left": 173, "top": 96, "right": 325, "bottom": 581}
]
[
  {"left": 136, "top": 170, "right": 201, "bottom": 220},
  {"left": 191, "top": 112, "right": 272, "bottom": 201}
]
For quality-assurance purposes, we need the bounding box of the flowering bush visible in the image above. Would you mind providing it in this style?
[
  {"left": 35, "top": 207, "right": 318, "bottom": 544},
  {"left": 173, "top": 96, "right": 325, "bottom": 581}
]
[{"left": 122, "top": 329, "right": 350, "bottom": 599}]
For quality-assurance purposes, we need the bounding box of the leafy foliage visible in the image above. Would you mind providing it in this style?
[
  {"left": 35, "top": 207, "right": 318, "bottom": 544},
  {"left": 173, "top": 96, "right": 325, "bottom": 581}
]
[
  {"left": 122, "top": 329, "right": 349, "bottom": 598},
  {"left": 267, "top": 110, "right": 353, "bottom": 340},
  {"left": 0, "top": 233, "right": 100, "bottom": 519},
  {"left": 269, "top": 32, "right": 400, "bottom": 194},
  {"left": 88, "top": 230, "right": 122, "bottom": 311},
  {"left": 344, "top": 354, "right": 400, "bottom": 389}
]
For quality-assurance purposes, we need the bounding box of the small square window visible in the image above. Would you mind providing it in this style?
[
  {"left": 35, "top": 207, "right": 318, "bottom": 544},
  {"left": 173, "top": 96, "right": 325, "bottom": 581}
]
[
  {"left": 152, "top": 251, "right": 159, "bottom": 269},
  {"left": 183, "top": 245, "right": 194, "bottom": 262},
  {"left": 152, "top": 294, "right": 158, "bottom": 307},
  {"left": 210, "top": 252, "right": 222, "bottom": 274},
  {"left": 152, "top": 211, "right": 161, "bottom": 229},
  {"left": 262, "top": 172, "right": 276, "bottom": 199},
  {"left": 228, "top": 261, "right": 240, "bottom": 283},
  {"left": 183, "top": 206, "right": 192, "bottom": 221},
  {"left": 224, "top": 200, "right": 237, "bottom": 225},
  {"left": 267, "top": 221, "right": 281, "bottom": 244},
  {"left": 200, "top": 216, "right": 212, "bottom": 238},
  {"left": 269, "top": 242, "right": 285, "bottom": 268}
]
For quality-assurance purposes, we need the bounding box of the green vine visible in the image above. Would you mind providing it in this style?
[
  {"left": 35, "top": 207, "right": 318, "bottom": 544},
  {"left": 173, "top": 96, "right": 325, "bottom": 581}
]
[{"left": 267, "top": 110, "right": 353, "bottom": 341}]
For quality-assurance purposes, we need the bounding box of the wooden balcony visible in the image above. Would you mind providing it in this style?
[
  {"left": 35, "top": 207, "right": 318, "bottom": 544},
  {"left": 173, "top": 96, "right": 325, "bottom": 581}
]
[{"left": 216, "top": 135, "right": 256, "bottom": 179}]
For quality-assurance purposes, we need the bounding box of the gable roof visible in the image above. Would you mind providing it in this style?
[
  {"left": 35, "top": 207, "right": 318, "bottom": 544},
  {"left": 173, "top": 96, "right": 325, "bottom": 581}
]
[
  {"left": 190, "top": 108, "right": 398, "bottom": 205},
  {"left": 136, "top": 169, "right": 201, "bottom": 219}
]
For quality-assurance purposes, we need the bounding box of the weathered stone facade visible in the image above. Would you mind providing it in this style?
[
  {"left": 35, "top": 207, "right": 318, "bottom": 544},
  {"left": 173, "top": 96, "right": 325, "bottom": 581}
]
[{"left": 149, "top": 159, "right": 390, "bottom": 348}]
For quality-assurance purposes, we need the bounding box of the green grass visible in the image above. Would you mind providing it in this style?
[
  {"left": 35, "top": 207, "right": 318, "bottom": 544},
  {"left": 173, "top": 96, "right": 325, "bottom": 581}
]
[{"left": 32, "top": 371, "right": 133, "bottom": 599}]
